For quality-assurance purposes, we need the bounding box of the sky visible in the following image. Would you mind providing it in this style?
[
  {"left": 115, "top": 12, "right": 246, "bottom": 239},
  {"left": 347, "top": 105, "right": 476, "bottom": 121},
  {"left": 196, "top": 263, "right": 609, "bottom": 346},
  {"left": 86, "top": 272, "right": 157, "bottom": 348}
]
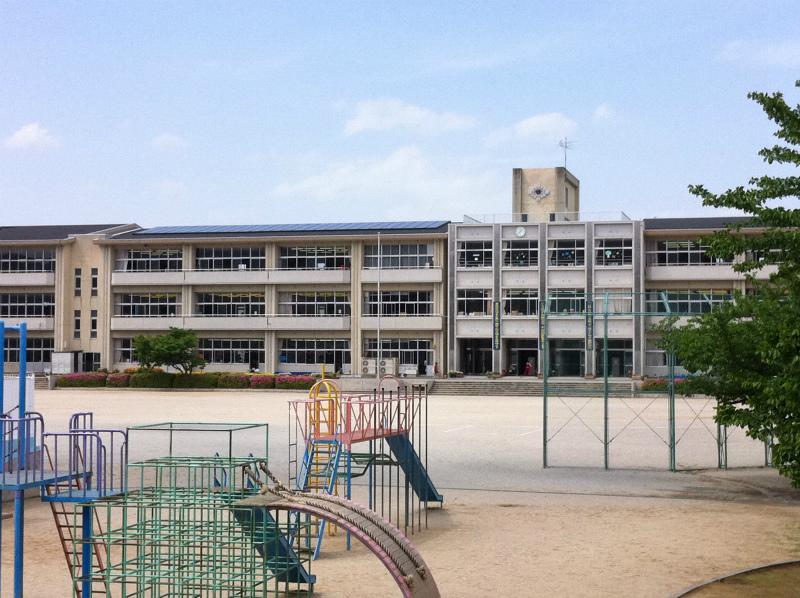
[{"left": 1, "top": 1, "right": 798, "bottom": 227}]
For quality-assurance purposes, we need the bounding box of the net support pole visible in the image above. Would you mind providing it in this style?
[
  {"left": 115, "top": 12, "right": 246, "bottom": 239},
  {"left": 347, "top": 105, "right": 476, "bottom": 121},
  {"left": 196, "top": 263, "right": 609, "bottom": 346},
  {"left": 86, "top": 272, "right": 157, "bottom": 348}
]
[
  {"left": 603, "top": 292, "right": 610, "bottom": 470},
  {"left": 542, "top": 300, "right": 549, "bottom": 468},
  {"left": 660, "top": 292, "right": 677, "bottom": 472}
]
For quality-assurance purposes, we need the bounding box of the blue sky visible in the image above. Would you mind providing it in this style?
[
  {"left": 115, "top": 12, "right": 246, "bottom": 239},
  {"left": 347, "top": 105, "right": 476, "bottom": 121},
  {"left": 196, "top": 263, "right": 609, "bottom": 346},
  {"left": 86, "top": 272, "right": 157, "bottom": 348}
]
[{"left": 1, "top": 2, "right": 798, "bottom": 226}]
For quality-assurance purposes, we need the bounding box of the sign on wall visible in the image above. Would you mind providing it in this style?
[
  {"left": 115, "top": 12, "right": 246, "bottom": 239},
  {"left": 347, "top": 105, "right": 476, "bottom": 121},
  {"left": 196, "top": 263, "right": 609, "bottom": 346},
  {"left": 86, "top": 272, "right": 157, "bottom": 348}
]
[{"left": 493, "top": 300, "right": 501, "bottom": 350}]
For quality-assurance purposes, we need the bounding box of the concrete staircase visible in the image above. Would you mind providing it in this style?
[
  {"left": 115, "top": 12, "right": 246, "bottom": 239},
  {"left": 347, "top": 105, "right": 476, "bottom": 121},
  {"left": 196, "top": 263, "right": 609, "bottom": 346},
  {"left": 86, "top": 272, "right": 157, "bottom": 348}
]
[{"left": 430, "top": 378, "right": 633, "bottom": 397}]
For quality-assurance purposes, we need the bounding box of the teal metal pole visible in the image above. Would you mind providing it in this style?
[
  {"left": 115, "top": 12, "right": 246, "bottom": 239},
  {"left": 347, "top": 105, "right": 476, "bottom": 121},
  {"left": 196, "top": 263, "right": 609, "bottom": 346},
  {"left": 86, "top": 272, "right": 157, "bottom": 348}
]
[
  {"left": 542, "top": 300, "right": 548, "bottom": 468},
  {"left": 603, "top": 292, "right": 609, "bottom": 470}
]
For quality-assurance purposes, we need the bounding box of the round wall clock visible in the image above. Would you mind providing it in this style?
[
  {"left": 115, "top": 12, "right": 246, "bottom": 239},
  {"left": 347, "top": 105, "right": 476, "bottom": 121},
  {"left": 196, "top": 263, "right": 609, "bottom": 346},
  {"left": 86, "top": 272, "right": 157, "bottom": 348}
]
[{"left": 528, "top": 184, "right": 551, "bottom": 201}]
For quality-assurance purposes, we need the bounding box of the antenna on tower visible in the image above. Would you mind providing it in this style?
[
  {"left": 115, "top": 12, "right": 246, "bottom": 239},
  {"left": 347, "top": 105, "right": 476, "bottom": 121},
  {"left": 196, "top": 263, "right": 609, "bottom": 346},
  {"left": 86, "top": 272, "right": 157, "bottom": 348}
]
[{"left": 558, "top": 137, "right": 574, "bottom": 169}]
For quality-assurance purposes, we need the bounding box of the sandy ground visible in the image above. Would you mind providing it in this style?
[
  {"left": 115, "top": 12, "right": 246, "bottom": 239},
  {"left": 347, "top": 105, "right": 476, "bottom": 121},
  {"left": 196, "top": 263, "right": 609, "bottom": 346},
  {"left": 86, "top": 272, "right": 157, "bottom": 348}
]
[{"left": 2, "top": 389, "right": 800, "bottom": 597}]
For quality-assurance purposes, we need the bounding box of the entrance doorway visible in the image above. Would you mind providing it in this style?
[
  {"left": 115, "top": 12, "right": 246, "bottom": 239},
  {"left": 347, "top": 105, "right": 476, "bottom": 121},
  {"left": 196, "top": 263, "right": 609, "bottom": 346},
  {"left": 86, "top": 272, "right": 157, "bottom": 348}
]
[
  {"left": 595, "top": 339, "right": 633, "bottom": 377},
  {"left": 505, "top": 340, "right": 538, "bottom": 376},
  {"left": 549, "top": 339, "right": 585, "bottom": 377},
  {"left": 459, "top": 339, "right": 492, "bottom": 375}
]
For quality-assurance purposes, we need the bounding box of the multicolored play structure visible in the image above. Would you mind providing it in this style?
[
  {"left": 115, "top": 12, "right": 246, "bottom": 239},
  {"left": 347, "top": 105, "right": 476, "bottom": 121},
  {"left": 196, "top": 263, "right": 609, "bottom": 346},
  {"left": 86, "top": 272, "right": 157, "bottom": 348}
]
[{"left": 0, "top": 320, "right": 443, "bottom": 597}]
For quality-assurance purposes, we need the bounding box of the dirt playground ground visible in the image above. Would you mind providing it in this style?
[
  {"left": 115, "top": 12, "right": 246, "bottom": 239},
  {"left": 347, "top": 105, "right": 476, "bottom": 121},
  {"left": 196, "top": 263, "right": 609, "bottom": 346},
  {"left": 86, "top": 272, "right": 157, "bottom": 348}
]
[{"left": 3, "top": 389, "right": 800, "bottom": 597}]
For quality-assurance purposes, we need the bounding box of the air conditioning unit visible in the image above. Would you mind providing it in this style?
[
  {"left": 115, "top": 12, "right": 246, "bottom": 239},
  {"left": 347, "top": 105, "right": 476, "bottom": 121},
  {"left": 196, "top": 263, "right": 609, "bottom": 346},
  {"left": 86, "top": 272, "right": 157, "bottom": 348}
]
[
  {"left": 361, "top": 359, "right": 376, "bottom": 375},
  {"left": 379, "top": 358, "right": 397, "bottom": 376}
]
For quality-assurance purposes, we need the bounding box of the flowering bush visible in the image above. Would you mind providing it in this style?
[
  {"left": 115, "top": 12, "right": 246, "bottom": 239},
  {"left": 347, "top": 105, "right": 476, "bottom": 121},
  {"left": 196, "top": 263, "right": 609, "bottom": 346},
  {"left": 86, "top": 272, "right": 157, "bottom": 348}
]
[
  {"left": 275, "top": 375, "right": 316, "bottom": 390},
  {"left": 56, "top": 372, "right": 108, "bottom": 388},
  {"left": 218, "top": 373, "right": 250, "bottom": 389},
  {"left": 250, "top": 374, "right": 276, "bottom": 389},
  {"left": 106, "top": 373, "right": 130, "bottom": 387}
]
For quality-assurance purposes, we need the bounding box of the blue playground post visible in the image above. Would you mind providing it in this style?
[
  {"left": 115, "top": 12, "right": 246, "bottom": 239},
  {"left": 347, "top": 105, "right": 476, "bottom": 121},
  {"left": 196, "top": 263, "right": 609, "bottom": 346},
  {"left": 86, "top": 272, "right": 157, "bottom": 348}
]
[{"left": 82, "top": 505, "right": 93, "bottom": 596}]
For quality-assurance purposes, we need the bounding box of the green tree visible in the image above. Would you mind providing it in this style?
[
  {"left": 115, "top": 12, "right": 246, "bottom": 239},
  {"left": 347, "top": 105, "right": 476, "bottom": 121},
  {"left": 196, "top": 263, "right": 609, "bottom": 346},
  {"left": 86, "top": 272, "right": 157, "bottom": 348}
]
[
  {"left": 662, "top": 81, "right": 800, "bottom": 485},
  {"left": 133, "top": 328, "right": 205, "bottom": 374}
]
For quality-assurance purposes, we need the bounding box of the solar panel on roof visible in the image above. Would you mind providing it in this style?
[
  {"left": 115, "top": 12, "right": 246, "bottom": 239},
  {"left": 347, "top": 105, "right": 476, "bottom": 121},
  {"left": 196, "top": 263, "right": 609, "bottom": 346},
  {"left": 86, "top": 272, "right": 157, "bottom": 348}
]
[{"left": 134, "top": 221, "right": 449, "bottom": 235}]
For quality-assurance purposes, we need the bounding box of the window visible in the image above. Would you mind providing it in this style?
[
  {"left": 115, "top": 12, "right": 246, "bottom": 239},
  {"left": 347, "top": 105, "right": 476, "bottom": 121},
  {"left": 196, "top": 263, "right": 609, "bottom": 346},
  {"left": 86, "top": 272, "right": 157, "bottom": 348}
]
[
  {"left": 457, "top": 241, "right": 492, "bottom": 268},
  {"left": 73, "top": 310, "right": 81, "bottom": 339},
  {"left": 200, "top": 338, "right": 265, "bottom": 365},
  {"left": 502, "top": 289, "right": 538, "bottom": 316},
  {"left": 0, "top": 248, "right": 55, "bottom": 273},
  {"left": 363, "top": 291, "right": 433, "bottom": 316},
  {"left": 548, "top": 240, "right": 585, "bottom": 266},
  {"left": 645, "top": 338, "right": 683, "bottom": 367},
  {"left": 74, "top": 268, "right": 82, "bottom": 296},
  {"left": 278, "top": 291, "right": 351, "bottom": 316},
  {"left": 113, "top": 338, "right": 134, "bottom": 363},
  {"left": 363, "top": 244, "right": 434, "bottom": 269},
  {"left": 595, "top": 339, "right": 633, "bottom": 377},
  {"left": 82, "top": 352, "right": 101, "bottom": 371},
  {"left": 116, "top": 248, "right": 183, "bottom": 272},
  {"left": 645, "top": 290, "right": 731, "bottom": 314},
  {"left": 3, "top": 337, "right": 54, "bottom": 364},
  {"left": 195, "top": 292, "right": 265, "bottom": 316},
  {"left": 279, "top": 246, "right": 350, "bottom": 270},
  {"left": 456, "top": 289, "right": 492, "bottom": 316},
  {"left": 646, "top": 240, "right": 731, "bottom": 266},
  {"left": 91, "top": 267, "right": 98, "bottom": 296},
  {"left": 279, "top": 338, "right": 351, "bottom": 366},
  {"left": 548, "top": 289, "right": 586, "bottom": 314},
  {"left": 115, "top": 293, "right": 181, "bottom": 317},
  {"left": 593, "top": 289, "right": 633, "bottom": 314},
  {"left": 195, "top": 246, "right": 266, "bottom": 271},
  {"left": 364, "top": 338, "right": 433, "bottom": 366},
  {"left": 502, "top": 240, "right": 538, "bottom": 267},
  {"left": 0, "top": 293, "right": 55, "bottom": 317},
  {"left": 90, "top": 310, "right": 98, "bottom": 338},
  {"left": 595, "top": 238, "right": 632, "bottom": 266}
]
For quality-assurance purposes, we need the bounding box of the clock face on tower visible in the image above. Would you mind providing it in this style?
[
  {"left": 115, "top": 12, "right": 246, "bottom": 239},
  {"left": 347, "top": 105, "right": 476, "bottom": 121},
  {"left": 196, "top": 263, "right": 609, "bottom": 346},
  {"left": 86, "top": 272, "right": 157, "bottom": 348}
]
[
  {"left": 528, "top": 184, "right": 551, "bottom": 201},
  {"left": 515, "top": 226, "right": 526, "bottom": 237}
]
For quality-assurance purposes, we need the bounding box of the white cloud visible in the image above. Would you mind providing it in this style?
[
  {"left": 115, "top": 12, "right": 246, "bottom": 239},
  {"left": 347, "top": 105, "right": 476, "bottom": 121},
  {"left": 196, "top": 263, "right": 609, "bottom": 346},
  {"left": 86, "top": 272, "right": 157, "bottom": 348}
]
[
  {"left": 344, "top": 99, "right": 475, "bottom": 136},
  {"left": 486, "top": 112, "right": 577, "bottom": 146},
  {"left": 274, "top": 146, "right": 504, "bottom": 219},
  {"left": 3, "top": 122, "right": 60, "bottom": 149},
  {"left": 719, "top": 40, "right": 800, "bottom": 68},
  {"left": 593, "top": 103, "right": 615, "bottom": 121},
  {"left": 151, "top": 132, "right": 189, "bottom": 151}
]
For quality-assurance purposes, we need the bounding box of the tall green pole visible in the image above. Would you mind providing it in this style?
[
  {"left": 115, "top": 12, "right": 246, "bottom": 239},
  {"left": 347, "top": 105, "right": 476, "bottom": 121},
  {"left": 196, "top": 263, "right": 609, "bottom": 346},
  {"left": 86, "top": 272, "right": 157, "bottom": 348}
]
[
  {"left": 603, "top": 292, "right": 610, "bottom": 470},
  {"left": 659, "top": 291, "right": 677, "bottom": 471},
  {"left": 542, "top": 297, "right": 548, "bottom": 468}
]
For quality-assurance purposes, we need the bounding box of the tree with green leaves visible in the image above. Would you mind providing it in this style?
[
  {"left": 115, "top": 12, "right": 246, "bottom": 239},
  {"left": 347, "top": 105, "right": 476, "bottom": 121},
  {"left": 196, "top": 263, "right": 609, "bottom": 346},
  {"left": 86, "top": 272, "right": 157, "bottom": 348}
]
[
  {"left": 661, "top": 80, "right": 800, "bottom": 485},
  {"left": 133, "top": 328, "right": 205, "bottom": 374}
]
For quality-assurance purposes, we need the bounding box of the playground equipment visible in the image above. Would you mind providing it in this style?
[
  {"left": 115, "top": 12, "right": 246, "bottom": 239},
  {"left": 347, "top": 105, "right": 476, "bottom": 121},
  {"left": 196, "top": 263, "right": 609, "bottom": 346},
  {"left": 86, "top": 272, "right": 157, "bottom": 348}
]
[
  {"left": 541, "top": 291, "right": 773, "bottom": 470},
  {"left": 289, "top": 376, "right": 442, "bottom": 559}
]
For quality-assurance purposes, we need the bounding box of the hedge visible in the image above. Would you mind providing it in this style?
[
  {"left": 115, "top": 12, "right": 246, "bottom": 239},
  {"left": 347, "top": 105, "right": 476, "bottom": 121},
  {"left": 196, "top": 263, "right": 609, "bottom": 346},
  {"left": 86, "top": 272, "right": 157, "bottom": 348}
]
[
  {"left": 218, "top": 373, "right": 250, "bottom": 389},
  {"left": 106, "top": 373, "right": 130, "bottom": 388},
  {"left": 129, "top": 371, "right": 176, "bottom": 388},
  {"left": 57, "top": 372, "right": 108, "bottom": 388},
  {"left": 172, "top": 373, "right": 219, "bottom": 388},
  {"left": 250, "top": 374, "right": 276, "bottom": 389},
  {"left": 275, "top": 375, "right": 316, "bottom": 390}
]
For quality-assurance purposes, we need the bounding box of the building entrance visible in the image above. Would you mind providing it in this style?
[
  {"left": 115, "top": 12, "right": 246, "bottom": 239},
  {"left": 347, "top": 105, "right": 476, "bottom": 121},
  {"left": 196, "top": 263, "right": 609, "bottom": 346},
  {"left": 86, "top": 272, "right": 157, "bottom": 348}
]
[
  {"left": 459, "top": 339, "right": 492, "bottom": 375},
  {"left": 594, "top": 339, "right": 633, "bottom": 377},
  {"left": 549, "top": 339, "right": 585, "bottom": 377},
  {"left": 505, "top": 340, "right": 538, "bottom": 376}
]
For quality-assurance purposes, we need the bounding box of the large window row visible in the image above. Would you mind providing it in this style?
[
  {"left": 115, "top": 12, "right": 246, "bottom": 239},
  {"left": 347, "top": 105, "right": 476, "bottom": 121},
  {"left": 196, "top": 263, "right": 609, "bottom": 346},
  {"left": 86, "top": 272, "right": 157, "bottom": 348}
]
[
  {"left": 280, "top": 338, "right": 351, "bottom": 366},
  {"left": 548, "top": 289, "right": 586, "bottom": 314},
  {"left": 116, "top": 248, "right": 183, "bottom": 272},
  {"left": 645, "top": 289, "right": 731, "bottom": 314},
  {"left": 0, "top": 293, "right": 55, "bottom": 317},
  {"left": 595, "top": 238, "right": 632, "bottom": 266},
  {"left": 3, "top": 337, "right": 54, "bottom": 363},
  {"left": 456, "top": 289, "right": 492, "bottom": 316},
  {"left": 195, "top": 247, "right": 265, "bottom": 271},
  {"left": 593, "top": 289, "right": 633, "bottom": 314},
  {"left": 363, "top": 291, "right": 433, "bottom": 316},
  {"left": 195, "top": 293, "right": 265, "bottom": 317},
  {"left": 364, "top": 338, "right": 433, "bottom": 366},
  {"left": 114, "top": 293, "right": 181, "bottom": 317},
  {"left": 548, "top": 240, "right": 585, "bottom": 267},
  {"left": 0, "top": 249, "right": 55, "bottom": 273},
  {"left": 278, "top": 292, "right": 351, "bottom": 316},
  {"left": 363, "top": 244, "right": 434, "bottom": 269},
  {"left": 502, "top": 289, "right": 538, "bottom": 316},
  {"left": 457, "top": 241, "right": 492, "bottom": 268},
  {"left": 502, "top": 240, "right": 538, "bottom": 267},
  {"left": 646, "top": 240, "right": 731, "bottom": 266},
  {"left": 279, "top": 246, "right": 350, "bottom": 270},
  {"left": 200, "top": 338, "right": 265, "bottom": 365}
]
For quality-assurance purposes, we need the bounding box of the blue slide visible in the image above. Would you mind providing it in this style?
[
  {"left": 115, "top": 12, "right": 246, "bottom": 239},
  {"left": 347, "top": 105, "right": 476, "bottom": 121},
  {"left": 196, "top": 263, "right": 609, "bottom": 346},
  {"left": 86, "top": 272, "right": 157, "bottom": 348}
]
[{"left": 385, "top": 434, "right": 443, "bottom": 503}]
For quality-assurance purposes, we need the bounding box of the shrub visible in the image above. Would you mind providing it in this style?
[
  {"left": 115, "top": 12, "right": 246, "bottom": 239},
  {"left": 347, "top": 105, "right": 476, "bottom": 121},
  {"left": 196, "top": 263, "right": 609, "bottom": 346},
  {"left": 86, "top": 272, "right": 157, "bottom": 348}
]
[
  {"left": 640, "top": 377, "right": 688, "bottom": 393},
  {"left": 173, "top": 372, "right": 220, "bottom": 389},
  {"left": 123, "top": 367, "right": 140, "bottom": 375},
  {"left": 275, "top": 375, "right": 316, "bottom": 390},
  {"left": 106, "top": 373, "right": 130, "bottom": 388},
  {"left": 250, "top": 374, "right": 276, "bottom": 389},
  {"left": 218, "top": 373, "right": 250, "bottom": 389},
  {"left": 448, "top": 371, "right": 464, "bottom": 378},
  {"left": 129, "top": 371, "right": 176, "bottom": 388},
  {"left": 56, "top": 372, "right": 107, "bottom": 388}
]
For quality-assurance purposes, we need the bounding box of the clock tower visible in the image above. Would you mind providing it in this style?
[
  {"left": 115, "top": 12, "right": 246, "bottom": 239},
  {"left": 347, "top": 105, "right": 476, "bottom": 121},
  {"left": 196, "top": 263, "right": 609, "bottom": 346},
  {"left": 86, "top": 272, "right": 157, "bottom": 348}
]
[{"left": 511, "top": 167, "right": 580, "bottom": 223}]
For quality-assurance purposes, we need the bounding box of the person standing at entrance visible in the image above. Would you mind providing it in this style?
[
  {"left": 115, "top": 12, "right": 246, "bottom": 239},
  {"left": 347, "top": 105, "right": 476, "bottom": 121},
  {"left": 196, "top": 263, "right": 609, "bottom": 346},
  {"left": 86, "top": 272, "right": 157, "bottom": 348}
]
[{"left": 523, "top": 359, "right": 533, "bottom": 376}]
